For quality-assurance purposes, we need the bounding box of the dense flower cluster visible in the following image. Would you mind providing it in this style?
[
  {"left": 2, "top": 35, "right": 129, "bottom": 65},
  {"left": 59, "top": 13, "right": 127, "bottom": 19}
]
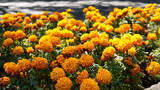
[{"left": 146, "top": 61, "right": 160, "bottom": 76}]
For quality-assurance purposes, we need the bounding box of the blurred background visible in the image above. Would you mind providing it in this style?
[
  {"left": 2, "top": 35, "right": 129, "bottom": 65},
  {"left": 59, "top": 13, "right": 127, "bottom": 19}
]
[{"left": 0, "top": 0, "right": 160, "bottom": 20}]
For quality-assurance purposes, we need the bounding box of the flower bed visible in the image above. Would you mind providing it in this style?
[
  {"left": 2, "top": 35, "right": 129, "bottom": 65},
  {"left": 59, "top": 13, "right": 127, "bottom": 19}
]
[{"left": 0, "top": 3, "right": 160, "bottom": 89}]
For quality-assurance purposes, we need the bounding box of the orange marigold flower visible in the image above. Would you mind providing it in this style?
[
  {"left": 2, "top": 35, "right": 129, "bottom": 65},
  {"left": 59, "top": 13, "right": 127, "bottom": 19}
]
[
  {"left": 89, "top": 31, "right": 99, "bottom": 39},
  {"left": 16, "top": 30, "right": 26, "bottom": 40},
  {"left": 40, "top": 41, "right": 53, "bottom": 53},
  {"left": 83, "top": 8, "right": 88, "bottom": 13},
  {"left": 124, "top": 57, "right": 133, "bottom": 66},
  {"left": 23, "top": 24, "right": 31, "bottom": 30},
  {"left": 90, "top": 37, "right": 100, "bottom": 46},
  {"left": 3, "top": 38, "right": 13, "bottom": 47},
  {"left": 13, "top": 46, "right": 24, "bottom": 55},
  {"left": 115, "top": 39, "right": 133, "bottom": 52},
  {"left": 76, "top": 70, "right": 89, "bottom": 84},
  {"left": 56, "top": 55, "right": 66, "bottom": 65},
  {"left": 50, "top": 67, "right": 66, "bottom": 82},
  {"left": 101, "top": 46, "right": 115, "bottom": 61},
  {"left": 61, "top": 29, "right": 74, "bottom": 39},
  {"left": 35, "top": 44, "right": 41, "bottom": 50},
  {"left": 121, "top": 33, "right": 132, "bottom": 40},
  {"left": 76, "top": 44, "right": 84, "bottom": 51},
  {"left": 62, "top": 57, "right": 79, "bottom": 73},
  {"left": 128, "top": 47, "right": 136, "bottom": 57},
  {"left": 119, "top": 24, "right": 131, "bottom": 33},
  {"left": 28, "top": 35, "right": 37, "bottom": 42},
  {"left": 83, "top": 42, "right": 94, "bottom": 52},
  {"left": 147, "top": 33, "right": 157, "bottom": 40},
  {"left": 80, "top": 54, "right": 94, "bottom": 68},
  {"left": 80, "top": 78, "right": 99, "bottom": 90},
  {"left": 26, "top": 47, "right": 34, "bottom": 53},
  {"left": 43, "top": 11, "right": 48, "bottom": 16},
  {"left": 95, "top": 69, "right": 112, "bottom": 85},
  {"left": 24, "top": 17, "right": 31, "bottom": 23},
  {"left": 17, "top": 59, "right": 32, "bottom": 72},
  {"left": 100, "top": 32, "right": 109, "bottom": 40},
  {"left": 66, "top": 9, "right": 72, "bottom": 13},
  {"left": 50, "top": 60, "right": 59, "bottom": 70},
  {"left": 62, "top": 46, "right": 76, "bottom": 57},
  {"left": 3, "top": 31, "right": 12, "bottom": 38},
  {"left": 36, "top": 20, "right": 43, "bottom": 27},
  {"left": 132, "top": 24, "right": 142, "bottom": 32},
  {"left": 31, "top": 23, "right": 38, "bottom": 30},
  {"left": 80, "top": 26, "right": 87, "bottom": 32},
  {"left": 80, "top": 33, "right": 90, "bottom": 43},
  {"left": 3, "top": 62, "right": 18, "bottom": 74},
  {"left": 146, "top": 61, "right": 160, "bottom": 76},
  {"left": 105, "top": 25, "right": 113, "bottom": 33},
  {"left": 100, "top": 37, "right": 108, "bottom": 46},
  {"left": 0, "top": 76, "right": 10, "bottom": 86},
  {"left": 32, "top": 57, "right": 49, "bottom": 70},
  {"left": 130, "top": 64, "right": 140, "bottom": 76},
  {"left": 55, "top": 77, "right": 72, "bottom": 90},
  {"left": 48, "top": 14, "right": 58, "bottom": 23},
  {"left": 49, "top": 36, "right": 61, "bottom": 47},
  {"left": 131, "top": 34, "right": 142, "bottom": 45}
]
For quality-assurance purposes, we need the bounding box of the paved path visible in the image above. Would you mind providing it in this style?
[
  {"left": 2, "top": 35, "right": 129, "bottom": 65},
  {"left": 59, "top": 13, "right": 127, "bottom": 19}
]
[{"left": 0, "top": 1, "right": 160, "bottom": 89}]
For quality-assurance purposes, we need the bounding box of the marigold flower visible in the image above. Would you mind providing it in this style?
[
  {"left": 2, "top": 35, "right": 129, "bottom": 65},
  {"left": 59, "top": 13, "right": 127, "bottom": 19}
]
[
  {"left": 0, "top": 76, "right": 10, "bottom": 86},
  {"left": 121, "top": 33, "right": 132, "bottom": 40},
  {"left": 50, "top": 67, "right": 66, "bottom": 82},
  {"left": 36, "top": 20, "right": 43, "bottom": 27},
  {"left": 40, "top": 41, "right": 53, "bottom": 53},
  {"left": 66, "top": 9, "right": 72, "bottom": 13},
  {"left": 76, "top": 70, "right": 89, "bottom": 84},
  {"left": 131, "top": 34, "right": 142, "bottom": 45},
  {"left": 57, "top": 55, "right": 66, "bottom": 65},
  {"left": 31, "top": 23, "right": 38, "bottom": 30},
  {"left": 61, "top": 29, "right": 74, "bottom": 39},
  {"left": 105, "top": 25, "right": 113, "bottom": 33},
  {"left": 95, "top": 69, "right": 112, "bottom": 84},
  {"left": 124, "top": 57, "right": 132, "bottom": 66},
  {"left": 83, "top": 42, "right": 94, "bottom": 52},
  {"left": 80, "top": 33, "right": 90, "bottom": 42},
  {"left": 76, "top": 44, "right": 84, "bottom": 52},
  {"left": 24, "top": 17, "right": 31, "bottom": 23},
  {"left": 16, "top": 30, "right": 26, "bottom": 40},
  {"left": 13, "top": 46, "right": 24, "bottom": 55},
  {"left": 43, "top": 11, "right": 48, "bottom": 16},
  {"left": 101, "top": 46, "right": 115, "bottom": 61},
  {"left": 132, "top": 24, "right": 142, "bottom": 32},
  {"left": 62, "top": 57, "right": 79, "bottom": 73},
  {"left": 90, "top": 37, "right": 100, "bottom": 46},
  {"left": 130, "top": 64, "right": 140, "bottom": 76},
  {"left": 62, "top": 46, "right": 76, "bottom": 57},
  {"left": 26, "top": 47, "right": 34, "bottom": 53},
  {"left": 100, "top": 32, "right": 109, "bottom": 40},
  {"left": 55, "top": 77, "right": 72, "bottom": 90},
  {"left": 119, "top": 24, "right": 131, "bottom": 33},
  {"left": 35, "top": 44, "right": 41, "bottom": 50},
  {"left": 83, "top": 8, "right": 88, "bottom": 13},
  {"left": 23, "top": 24, "right": 31, "bottom": 30},
  {"left": 80, "top": 78, "right": 99, "bottom": 90},
  {"left": 80, "top": 54, "right": 94, "bottom": 68},
  {"left": 3, "top": 31, "right": 12, "bottom": 38},
  {"left": 89, "top": 31, "right": 99, "bottom": 39},
  {"left": 32, "top": 57, "right": 49, "bottom": 70},
  {"left": 158, "top": 28, "right": 160, "bottom": 35},
  {"left": 3, "top": 62, "right": 18, "bottom": 74},
  {"left": 3, "top": 38, "right": 13, "bottom": 47},
  {"left": 100, "top": 37, "right": 108, "bottom": 46},
  {"left": 147, "top": 33, "right": 157, "bottom": 40},
  {"left": 80, "top": 26, "right": 87, "bottom": 32},
  {"left": 49, "top": 36, "right": 61, "bottom": 47},
  {"left": 146, "top": 61, "right": 160, "bottom": 76},
  {"left": 128, "top": 47, "right": 136, "bottom": 57},
  {"left": 115, "top": 39, "right": 133, "bottom": 52},
  {"left": 72, "top": 25, "right": 78, "bottom": 31},
  {"left": 28, "top": 35, "right": 37, "bottom": 42},
  {"left": 50, "top": 60, "right": 59, "bottom": 70},
  {"left": 17, "top": 59, "right": 32, "bottom": 72},
  {"left": 48, "top": 14, "right": 58, "bottom": 23}
]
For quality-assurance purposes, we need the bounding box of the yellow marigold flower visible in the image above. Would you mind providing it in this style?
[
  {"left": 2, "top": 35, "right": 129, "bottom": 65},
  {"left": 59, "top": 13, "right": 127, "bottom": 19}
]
[
  {"left": 41, "top": 15, "right": 48, "bottom": 23},
  {"left": 80, "top": 54, "right": 94, "bottom": 68},
  {"left": 49, "top": 36, "right": 61, "bottom": 47},
  {"left": 131, "top": 34, "right": 142, "bottom": 45},
  {"left": 124, "top": 57, "right": 132, "bottom": 66},
  {"left": 32, "top": 57, "right": 49, "bottom": 70},
  {"left": 121, "top": 33, "right": 132, "bottom": 40},
  {"left": 80, "top": 26, "right": 87, "bottom": 32},
  {"left": 101, "top": 46, "right": 115, "bottom": 61},
  {"left": 50, "top": 67, "right": 66, "bottom": 82},
  {"left": 0, "top": 76, "right": 10, "bottom": 86},
  {"left": 147, "top": 33, "right": 157, "bottom": 40},
  {"left": 146, "top": 61, "right": 160, "bottom": 77},
  {"left": 158, "top": 28, "right": 160, "bottom": 34},
  {"left": 65, "top": 23, "right": 73, "bottom": 30},
  {"left": 83, "top": 41, "right": 94, "bottom": 52},
  {"left": 43, "top": 11, "right": 48, "bottom": 16},
  {"left": 57, "top": 19, "right": 68, "bottom": 27},
  {"left": 16, "top": 30, "right": 26, "bottom": 40},
  {"left": 115, "top": 39, "right": 133, "bottom": 52},
  {"left": 61, "top": 29, "right": 74, "bottom": 39},
  {"left": 76, "top": 70, "right": 89, "bottom": 84},
  {"left": 80, "top": 78, "right": 99, "bottom": 90},
  {"left": 17, "top": 59, "right": 32, "bottom": 72},
  {"left": 132, "top": 24, "right": 142, "bottom": 32},
  {"left": 105, "top": 25, "right": 113, "bottom": 33},
  {"left": 119, "top": 24, "right": 131, "bottom": 33},
  {"left": 95, "top": 69, "right": 112, "bottom": 85},
  {"left": 40, "top": 41, "right": 53, "bottom": 53},
  {"left": 36, "top": 20, "right": 43, "bottom": 27},
  {"left": 89, "top": 31, "right": 99, "bottom": 39},
  {"left": 13, "top": 46, "right": 24, "bottom": 55},
  {"left": 24, "top": 17, "right": 31, "bottom": 23},
  {"left": 50, "top": 60, "right": 59, "bottom": 70},
  {"left": 3, "top": 31, "right": 12, "bottom": 38},
  {"left": 66, "top": 9, "right": 72, "bottom": 13},
  {"left": 100, "top": 32, "right": 109, "bottom": 40},
  {"left": 48, "top": 14, "right": 58, "bottom": 23},
  {"left": 55, "top": 77, "right": 72, "bottom": 90},
  {"left": 80, "top": 33, "right": 90, "bottom": 43},
  {"left": 100, "top": 37, "right": 108, "bottom": 46},
  {"left": 26, "top": 47, "right": 34, "bottom": 53},
  {"left": 72, "top": 25, "right": 78, "bottom": 31},
  {"left": 130, "top": 64, "right": 140, "bottom": 76},
  {"left": 128, "top": 47, "right": 136, "bottom": 57},
  {"left": 83, "top": 8, "right": 88, "bottom": 13},
  {"left": 62, "top": 46, "right": 76, "bottom": 57},
  {"left": 28, "top": 35, "right": 37, "bottom": 42},
  {"left": 62, "top": 57, "right": 79, "bottom": 73},
  {"left": 47, "top": 28, "right": 61, "bottom": 38},
  {"left": 57, "top": 55, "right": 66, "bottom": 65},
  {"left": 3, "top": 62, "right": 18, "bottom": 74},
  {"left": 91, "top": 37, "right": 100, "bottom": 46},
  {"left": 3, "top": 38, "right": 13, "bottom": 47},
  {"left": 39, "top": 35, "right": 49, "bottom": 44}
]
